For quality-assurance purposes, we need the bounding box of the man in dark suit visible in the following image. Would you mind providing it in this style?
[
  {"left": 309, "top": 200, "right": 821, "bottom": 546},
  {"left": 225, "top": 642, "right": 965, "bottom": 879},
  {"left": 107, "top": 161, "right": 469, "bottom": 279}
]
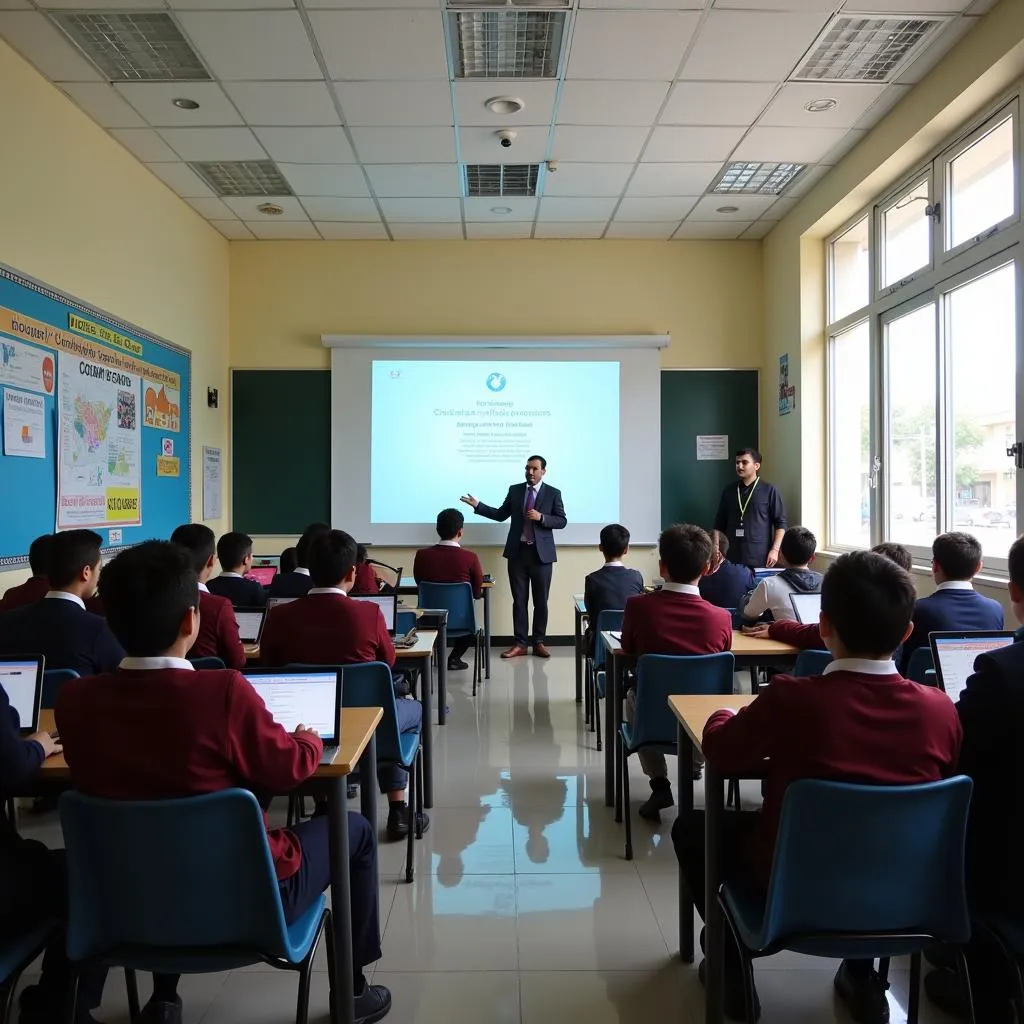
[
  {"left": 698, "top": 529, "right": 755, "bottom": 612},
  {"left": 461, "top": 455, "right": 567, "bottom": 659},
  {"left": 0, "top": 529, "right": 123, "bottom": 676},
  {"left": 207, "top": 531, "right": 266, "bottom": 607},
  {"left": 0, "top": 533, "right": 53, "bottom": 613},
  {"left": 583, "top": 523, "right": 644, "bottom": 656},
  {"left": 267, "top": 523, "right": 329, "bottom": 599}
]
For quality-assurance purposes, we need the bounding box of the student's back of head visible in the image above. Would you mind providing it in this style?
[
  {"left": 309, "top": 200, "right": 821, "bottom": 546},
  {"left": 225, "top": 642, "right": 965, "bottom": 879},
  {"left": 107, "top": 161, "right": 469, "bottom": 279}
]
[
  {"left": 599, "top": 523, "right": 630, "bottom": 560},
  {"left": 29, "top": 533, "right": 54, "bottom": 577},
  {"left": 100, "top": 541, "right": 199, "bottom": 657},
  {"left": 296, "top": 522, "right": 330, "bottom": 569},
  {"left": 436, "top": 508, "right": 464, "bottom": 541},
  {"left": 780, "top": 526, "right": 816, "bottom": 567},
  {"left": 872, "top": 541, "right": 913, "bottom": 572},
  {"left": 659, "top": 524, "right": 712, "bottom": 584},
  {"left": 48, "top": 529, "right": 103, "bottom": 590},
  {"left": 932, "top": 531, "right": 983, "bottom": 581},
  {"left": 309, "top": 529, "right": 358, "bottom": 589},
  {"left": 170, "top": 523, "right": 216, "bottom": 575},
  {"left": 216, "top": 531, "right": 252, "bottom": 571},
  {"left": 280, "top": 546, "right": 298, "bottom": 574}
]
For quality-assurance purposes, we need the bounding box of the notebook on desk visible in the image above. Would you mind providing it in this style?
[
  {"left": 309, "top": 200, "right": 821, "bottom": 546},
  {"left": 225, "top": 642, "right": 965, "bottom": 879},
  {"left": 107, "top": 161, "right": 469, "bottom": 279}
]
[
  {"left": 242, "top": 668, "right": 341, "bottom": 765},
  {"left": 0, "top": 655, "right": 45, "bottom": 735},
  {"left": 929, "top": 631, "right": 1016, "bottom": 701}
]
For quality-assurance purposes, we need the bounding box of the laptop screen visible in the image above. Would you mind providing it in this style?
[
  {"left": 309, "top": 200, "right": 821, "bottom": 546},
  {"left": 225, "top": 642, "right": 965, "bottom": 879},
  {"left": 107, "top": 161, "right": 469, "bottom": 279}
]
[
  {"left": 929, "top": 632, "right": 1016, "bottom": 701},
  {"left": 234, "top": 609, "right": 265, "bottom": 643},
  {"left": 0, "top": 657, "right": 43, "bottom": 732},
  {"left": 243, "top": 670, "right": 338, "bottom": 742},
  {"left": 789, "top": 592, "right": 822, "bottom": 625},
  {"left": 247, "top": 566, "right": 277, "bottom": 587},
  {"left": 352, "top": 593, "right": 396, "bottom": 632},
  {"left": 266, "top": 597, "right": 298, "bottom": 615}
]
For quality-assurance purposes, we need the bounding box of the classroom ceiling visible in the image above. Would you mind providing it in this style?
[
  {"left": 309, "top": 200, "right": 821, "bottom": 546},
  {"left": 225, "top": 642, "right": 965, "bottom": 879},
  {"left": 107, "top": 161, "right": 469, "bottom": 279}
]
[{"left": 0, "top": 0, "right": 997, "bottom": 241}]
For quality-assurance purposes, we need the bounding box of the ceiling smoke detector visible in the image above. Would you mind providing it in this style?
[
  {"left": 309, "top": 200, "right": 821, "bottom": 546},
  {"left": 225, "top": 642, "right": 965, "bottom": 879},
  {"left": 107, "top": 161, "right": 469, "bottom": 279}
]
[
  {"left": 485, "top": 96, "right": 524, "bottom": 115},
  {"left": 804, "top": 98, "right": 837, "bottom": 113},
  {"left": 172, "top": 97, "right": 200, "bottom": 110},
  {"left": 256, "top": 203, "right": 284, "bottom": 216}
]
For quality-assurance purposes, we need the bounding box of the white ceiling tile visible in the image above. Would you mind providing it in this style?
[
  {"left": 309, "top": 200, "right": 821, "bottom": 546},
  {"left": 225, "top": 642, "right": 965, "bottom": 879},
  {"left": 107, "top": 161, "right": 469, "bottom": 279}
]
[
  {"left": 739, "top": 221, "right": 775, "bottom": 239},
  {"left": 110, "top": 128, "right": 180, "bottom": 163},
  {"left": 254, "top": 127, "right": 355, "bottom": 164},
  {"left": 0, "top": 0, "right": 32, "bottom": 8},
  {"left": 661, "top": 81, "right": 776, "bottom": 126},
  {"left": 350, "top": 127, "right": 455, "bottom": 164},
  {"left": 209, "top": 220, "right": 256, "bottom": 239},
  {"left": 463, "top": 197, "right": 538, "bottom": 222},
  {"left": 606, "top": 221, "right": 680, "bottom": 238},
  {"left": 543, "top": 163, "right": 634, "bottom": 197},
  {"left": 616, "top": 197, "right": 698, "bottom": 220},
  {"left": 378, "top": 198, "right": 462, "bottom": 223},
  {"left": 298, "top": 197, "right": 380, "bottom": 222},
  {"left": 674, "top": 220, "right": 752, "bottom": 238},
  {"left": 758, "top": 82, "right": 888, "bottom": 129},
  {"left": 59, "top": 83, "right": 145, "bottom": 128},
  {"left": 38, "top": 0, "right": 162, "bottom": 8},
  {"left": 567, "top": 11, "right": 700, "bottom": 80},
  {"left": 185, "top": 197, "right": 237, "bottom": 220},
  {"left": 174, "top": 11, "right": 321, "bottom": 81},
  {"left": 144, "top": 161, "right": 215, "bottom": 199},
  {"left": 760, "top": 196, "right": 799, "bottom": 220},
  {"left": 785, "top": 163, "right": 829, "bottom": 196},
  {"left": 316, "top": 222, "right": 389, "bottom": 240},
  {"left": 965, "top": 0, "right": 998, "bottom": 12},
  {"left": 581, "top": 0, "right": 705, "bottom": 7},
  {"left": 364, "top": 163, "right": 461, "bottom": 198},
  {"left": 688, "top": 194, "right": 775, "bottom": 219},
  {"left": 279, "top": 163, "right": 369, "bottom": 197},
  {"left": 539, "top": 197, "right": 619, "bottom": 222},
  {"left": 846, "top": 0, "right": 970, "bottom": 10},
  {"left": 533, "top": 222, "right": 606, "bottom": 238},
  {"left": 170, "top": 0, "right": 294, "bottom": 8},
  {"left": 223, "top": 196, "right": 308, "bottom": 221},
  {"left": 852, "top": 85, "right": 910, "bottom": 130},
  {"left": 644, "top": 125, "right": 745, "bottom": 161},
  {"left": 158, "top": 127, "right": 266, "bottom": 162},
  {"left": 820, "top": 129, "right": 867, "bottom": 165},
  {"left": 389, "top": 223, "right": 464, "bottom": 240},
  {"left": 709, "top": 0, "right": 838, "bottom": 9},
  {"left": 732, "top": 125, "right": 851, "bottom": 163},
  {"left": 457, "top": 126, "right": 550, "bottom": 164},
  {"left": 551, "top": 125, "right": 649, "bottom": 163},
  {"left": 466, "top": 222, "right": 535, "bottom": 239},
  {"left": 627, "top": 161, "right": 721, "bottom": 196},
  {"left": 0, "top": 12, "right": 102, "bottom": 81},
  {"left": 335, "top": 81, "right": 453, "bottom": 127},
  {"left": 245, "top": 221, "right": 321, "bottom": 240},
  {"left": 114, "top": 83, "right": 243, "bottom": 128},
  {"left": 455, "top": 81, "right": 558, "bottom": 128},
  {"left": 680, "top": 11, "right": 831, "bottom": 81},
  {"left": 310, "top": 10, "right": 448, "bottom": 80},
  {"left": 305, "top": 0, "right": 436, "bottom": 5},
  {"left": 557, "top": 81, "right": 669, "bottom": 126},
  {"left": 222, "top": 82, "right": 340, "bottom": 127}
]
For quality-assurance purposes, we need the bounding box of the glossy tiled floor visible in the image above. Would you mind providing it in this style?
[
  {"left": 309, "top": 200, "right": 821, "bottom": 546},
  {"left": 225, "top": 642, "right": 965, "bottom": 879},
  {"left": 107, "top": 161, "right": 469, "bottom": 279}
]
[{"left": 15, "top": 650, "right": 965, "bottom": 1023}]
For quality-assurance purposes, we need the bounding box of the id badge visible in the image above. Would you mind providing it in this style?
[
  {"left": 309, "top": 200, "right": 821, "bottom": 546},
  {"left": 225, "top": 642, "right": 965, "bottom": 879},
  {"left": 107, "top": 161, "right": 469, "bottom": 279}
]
[{"left": 735, "top": 528, "right": 745, "bottom": 538}]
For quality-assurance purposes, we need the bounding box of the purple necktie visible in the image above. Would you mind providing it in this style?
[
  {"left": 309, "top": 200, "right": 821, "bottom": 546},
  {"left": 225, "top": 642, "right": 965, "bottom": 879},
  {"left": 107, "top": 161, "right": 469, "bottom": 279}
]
[{"left": 524, "top": 487, "right": 537, "bottom": 543}]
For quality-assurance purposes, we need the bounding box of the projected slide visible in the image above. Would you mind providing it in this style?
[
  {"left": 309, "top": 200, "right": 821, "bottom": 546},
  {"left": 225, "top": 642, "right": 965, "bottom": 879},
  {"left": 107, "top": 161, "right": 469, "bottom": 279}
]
[{"left": 370, "top": 359, "right": 620, "bottom": 525}]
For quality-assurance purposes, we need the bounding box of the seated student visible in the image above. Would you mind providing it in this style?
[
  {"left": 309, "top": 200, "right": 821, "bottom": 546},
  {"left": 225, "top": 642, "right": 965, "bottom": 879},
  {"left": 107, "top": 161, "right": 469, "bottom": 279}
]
[
  {"left": 582, "top": 523, "right": 644, "bottom": 657},
  {"left": 0, "top": 533, "right": 53, "bottom": 612},
  {"left": 0, "top": 530, "right": 123, "bottom": 676},
  {"left": 900, "top": 531, "right": 1004, "bottom": 675},
  {"left": 621, "top": 524, "right": 732, "bottom": 821},
  {"left": 54, "top": 541, "right": 391, "bottom": 1024},
  {"left": 170, "top": 524, "right": 246, "bottom": 670},
  {"left": 740, "top": 526, "right": 821, "bottom": 623},
  {"left": 674, "top": 551, "right": 961, "bottom": 1024},
  {"left": 261, "top": 529, "right": 429, "bottom": 843},
  {"left": 351, "top": 545, "right": 381, "bottom": 596},
  {"left": 414, "top": 508, "right": 487, "bottom": 670},
  {"left": 698, "top": 529, "right": 754, "bottom": 612},
  {"left": 280, "top": 545, "right": 298, "bottom": 575},
  {"left": 268, "top": 523, "right": 329, "bottom": 599},
  {"left": 207, "top": 531, "right": 266, "bottom": 607}
]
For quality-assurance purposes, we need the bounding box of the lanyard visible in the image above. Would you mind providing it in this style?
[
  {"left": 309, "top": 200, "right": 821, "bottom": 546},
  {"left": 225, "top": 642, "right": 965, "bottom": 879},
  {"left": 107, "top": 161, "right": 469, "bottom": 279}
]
[{"left": 737, "top": 478, "right": 760, "bottom": 523}]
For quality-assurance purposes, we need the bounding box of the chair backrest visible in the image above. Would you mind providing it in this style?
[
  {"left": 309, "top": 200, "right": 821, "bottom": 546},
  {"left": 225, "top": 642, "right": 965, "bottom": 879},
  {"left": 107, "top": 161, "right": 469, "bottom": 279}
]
[
  {"left": 395, "top": 609, "right": 417, "bottom": 637},
  {"left": 42, "top": 668, "right": 80, "bottom": 709},
  {"left": 60, "top": 789, "right": 293, "bottom": 963},
  {"left": 417, "top": 581, "right": 476, "bottom": 634},
  {"left": 760, "top": 777, "right": 973, "bottom": 948},
  {"left": 793, "top": 649, "right": 832, "bottom": 677},
  {"left": 593, "top": 609, "right": 624, "bottom": 670},
  {"left": 188, "top": 656, "right": 226, "bottom": 671},
  {"left": 631, "top": 652, "right": 735, "bottom": 748},
  {"left": 369, "top": 561, "right": 402, "bottom": 593},
  {"left": 906, "top": 646, "right": 935, "bottom": 684}
]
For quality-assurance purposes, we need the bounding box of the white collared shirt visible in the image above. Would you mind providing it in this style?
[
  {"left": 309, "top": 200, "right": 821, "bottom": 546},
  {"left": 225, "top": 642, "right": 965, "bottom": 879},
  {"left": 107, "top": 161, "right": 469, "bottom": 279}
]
[
  {"left": 823, "top": 657, "right": 898, "bottom": 676},
  {"left": 438, "top": 540, "right": 461, "bottom": 548},
  {"left": 936, "top": 580, "right": 974, "bottom": 591},
  {"left": 120, "top": 656, "right": 194, "bottom": 671},
  {"left": 662, "top": 582, "right": 701, "bottom": 596},
  {"left": 45, "top": 590, "right": 85, "bottom": 609},
  {"left": 605, "top": 560, "right": 625, "bottom": 568},
  {"left": 219, "top": 571, "right": 244, "bottom": 579},
  {"left": 295, "top": 567, "right": 310, "bottom": 576},
  {"left": 308, "top": 587, "right": 347, "bottom": 597},
  {"left": 198, "top": 581, "right": 209, "bottom": 593}
]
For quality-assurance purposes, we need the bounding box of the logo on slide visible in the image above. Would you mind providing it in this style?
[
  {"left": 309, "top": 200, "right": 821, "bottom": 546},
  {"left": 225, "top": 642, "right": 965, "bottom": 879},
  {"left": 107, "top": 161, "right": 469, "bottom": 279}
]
[{"left": 486, "top": 372, "right": 507, "bottom": 392}]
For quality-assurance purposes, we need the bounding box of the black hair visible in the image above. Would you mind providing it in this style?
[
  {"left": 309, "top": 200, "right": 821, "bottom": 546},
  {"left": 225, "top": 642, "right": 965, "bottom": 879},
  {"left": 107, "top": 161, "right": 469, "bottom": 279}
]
[
  {"left": 1009, "top": 536, "right": 1024, "bottom": 588},
  {"left": 735, "top": 447, "right": 762, "bottom": 463},
  {"left": 780, "top": 526, "right": 816, "bottom": 566},
  {"left": 216, "top": 531, "right": 253, "bottom": 571},
  {"left": 47, "top": 530, "right": 102, "bottom": 589},
  {"left": 820, "top": 550, "right": 916, "bottom": 657},
  {"left": 100, "top": 540, "right": 199, "bottom": 656},
  {"left": 527, "top": 455, "right": 547, "bottom": 470},
  {"left": 356, "top": 544, "right": 368, "bottom": 565},
  {"left": 709, "top": 529, "right": 729, "bottom": 558},
  {"left": 296, "top": 522, "right": 330, "bottom": 569},
  {"left": 436, "top": 508, "right": 465, "bottom": 541},
  {"left": 871, "top": 542, "right": 913, "bottom": 572},
  {"left": 308, "top": 529, "right": 358, "bottom": 589},
  {"left": 170, "top": 523, "right": 216, "bottom": 575},
  {"left": 28, "top": 534, "right": 54, "bottom": 576},
  {"left": 599, "top": 524, "right": 630, "bottom": 559},
  {"left": 280, "top": 546, "right": 298, "bottom": 574},
  {"left": 932, "top": 532, "right": 983, "bottom": 581},
  {"left": 659, "top": 524, "right": 713, "bottom": 583}
]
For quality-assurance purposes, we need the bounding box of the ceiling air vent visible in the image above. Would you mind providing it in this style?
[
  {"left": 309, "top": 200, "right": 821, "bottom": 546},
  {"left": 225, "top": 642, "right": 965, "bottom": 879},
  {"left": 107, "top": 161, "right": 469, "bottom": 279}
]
[
  {"left": 190, "top": 162, "right": 294, "bottom": 198},
  {"left": 792, "top": 16, "right": 944, "bottom": 83},
  {"left": 448, "top": 8, "right": 566, "bottom": 79},
  {"left": 464, "top": 164, "right": 540, "bottom": 198},
  {"left": 710, "top": 162, "right": 806, "bottom": 196},
  {"left": 50, "top": 11, "right": 210, "bottom": 82}
]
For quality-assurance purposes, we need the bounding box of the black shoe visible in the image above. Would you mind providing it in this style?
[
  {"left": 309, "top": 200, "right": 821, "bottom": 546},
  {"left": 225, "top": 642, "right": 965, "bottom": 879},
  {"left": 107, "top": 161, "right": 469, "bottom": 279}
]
[
  {"left": 638, "top": 779, "right": 674, "bottom": 822},
  {"left": 139, "top": 997, "right": 183, "bottom": 1024},
  {"left": 833, "top": 961, "right": 890, "bottom": 1024},
  {"left": 355, "top": 982, "right": 392, "bottom": 1023},
  {"left": 19, "top": 984, "right": 100, "bottom": 1024},
  {"left": 392, "top": 678, "right": 411, "bottom": 698},
  {"left": 386, "top": 804, "right": 430, "bottom": 841},
  {"left": 447, "top": 658, "right": 469, "bottom": 671},
  {"left": 924, "top": 967, "right": 968, "bottom": 1018},
  {"left": 347, "top": 783, "right": 358, "bottom": 800},
  {"left": 697, "top": 958, "right": 761, "bottom": 1022}
]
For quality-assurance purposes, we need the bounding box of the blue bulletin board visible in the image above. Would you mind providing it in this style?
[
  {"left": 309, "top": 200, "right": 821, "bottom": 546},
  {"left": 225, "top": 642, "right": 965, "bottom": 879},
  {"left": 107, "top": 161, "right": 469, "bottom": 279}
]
[{"left": 0, "top": 263, "right": 191, "bottom": 568}]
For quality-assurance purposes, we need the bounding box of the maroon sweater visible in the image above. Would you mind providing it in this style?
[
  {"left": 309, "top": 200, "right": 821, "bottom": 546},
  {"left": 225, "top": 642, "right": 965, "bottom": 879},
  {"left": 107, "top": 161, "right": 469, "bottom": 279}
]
[
  {"left": 768, "top": 619, "right": 823, "bottom": 649},
  {"left": 413, "top": 544, "right": 484, "bottom": 599},
  {"left": 187, "top": 589, "right": 246, "bottom": 669},
  {"left": 621, "top": 589, "right": 733, "bottom": 657},
  {"left": 0, "top": 575, "right": 49, "bottom": 613}
]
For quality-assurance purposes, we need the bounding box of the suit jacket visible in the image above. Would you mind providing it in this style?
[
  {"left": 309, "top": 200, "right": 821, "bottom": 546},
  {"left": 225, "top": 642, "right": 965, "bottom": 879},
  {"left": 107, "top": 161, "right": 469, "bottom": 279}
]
[
  {"left": 474, "top": 482, "right": 566, "bottom": 563},
  {"left": 583, "top": 564, "right": 645, "bottom": 654},
  {"left": 260, "top": 591, "right": 395, "bottom": 669},
  {"left": 207, "top": 573, "right": 267, "bottom": 608},
  {"left": 621, "top": 589, "right": 733, "bottom": 658},
  {"left": 267, "top": 570, "right": 315, "bottom": 600},
  {"left": 188, "top": 590, "right": 246, "bottom": 669},
  {"left": 0, "top": 575, "right": 49, "bottom": 613},
  {"left": 413, "top": 544, "right": 485, "bottom": 599},
  {"left": 699, "top": 561, "right": 755, "bottom": 611},
  {"left": 900, "top": 587, "right": 1005, "bottom": 673},
  {"left": 0, "top": 595, "right": 124, "bottom": 677}
]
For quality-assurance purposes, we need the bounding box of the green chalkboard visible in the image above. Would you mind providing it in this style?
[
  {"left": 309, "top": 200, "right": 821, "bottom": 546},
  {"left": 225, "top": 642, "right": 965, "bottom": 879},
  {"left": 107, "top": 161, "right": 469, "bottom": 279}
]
[
  {"left": 231, "top": 370, "right": 330, "bottom": 535},
  {"left": 661, "top": 370, "right": 760, "bottom": 531}
]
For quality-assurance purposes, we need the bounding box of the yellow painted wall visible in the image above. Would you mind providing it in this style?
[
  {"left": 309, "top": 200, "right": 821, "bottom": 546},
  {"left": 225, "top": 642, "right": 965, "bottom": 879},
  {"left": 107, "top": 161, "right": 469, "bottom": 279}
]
[{"left": 0, "top": 39, "right": 231, "bottom": 596}]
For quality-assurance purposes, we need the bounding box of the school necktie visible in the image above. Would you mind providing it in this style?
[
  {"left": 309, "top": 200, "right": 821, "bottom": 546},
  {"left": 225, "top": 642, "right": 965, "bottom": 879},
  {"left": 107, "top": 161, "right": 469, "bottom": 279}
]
[{"left": 524, "top": 487, "right": 537, "bottom": 544}]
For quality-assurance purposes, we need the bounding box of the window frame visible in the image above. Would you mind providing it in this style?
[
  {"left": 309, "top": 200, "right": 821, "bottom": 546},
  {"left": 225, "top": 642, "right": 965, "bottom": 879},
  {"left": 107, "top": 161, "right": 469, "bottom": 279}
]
[{"left": 874, "top": 168, "right": 935, "bottom": 301}]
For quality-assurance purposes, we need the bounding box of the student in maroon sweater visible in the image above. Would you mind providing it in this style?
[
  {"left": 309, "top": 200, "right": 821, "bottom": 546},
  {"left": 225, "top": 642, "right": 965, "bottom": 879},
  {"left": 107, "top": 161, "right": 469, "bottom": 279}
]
[
  {"left": 351, "top": 545, "right": 381, "bottom": 596},
  {"left": 170, "top": 523, "right": 246, "bottom": 670},
  {"left": 0, "top": 533, "right": 52, "bottom": 612},
  {"left": 413, "top": 508, "right": 485, "bottom": 671},
  {"left": 674, "top": 551, "right": 961, "bottom": 1023},
  {"left": 55, "top": 541, "right": 391, "bottom": 1024}
]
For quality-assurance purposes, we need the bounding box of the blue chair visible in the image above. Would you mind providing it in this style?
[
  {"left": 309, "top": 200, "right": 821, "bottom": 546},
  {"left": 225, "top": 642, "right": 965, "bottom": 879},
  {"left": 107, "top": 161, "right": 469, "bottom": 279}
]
[
  {"left": 793, "top": 650, "right": 832, "bottom": 676},
  {"left": 0, "top": 921, "right": 56, "bottom": 1024},
  {"left": 717, "top": 777, "right": 976, "bottom": 1024},
  {"left": 188, "top": 656, "right": 225, "bottom": 670},
  {"left": 619, "top": 652, "right": 735, "bottom": 860},
  {"left": 42, "top": 668, "right": 79, "bottom": 709},
  {"left": 923, "top": 668, "right": 938, "bottom": 687},
  {"left": 395, "top": 609, "right": 417, "bottom": 638},
  {"left": 906, "top": 647, "right": 934, "bottom": 685},
  {"left": 585, "top": 609, "right": 624, "bottom": 752},
  {"left": 59, "top": 789, "right": 332, "bottom": 1024},
  {"left": 418, "top": 582, "right": 484, "bottom": 696}
]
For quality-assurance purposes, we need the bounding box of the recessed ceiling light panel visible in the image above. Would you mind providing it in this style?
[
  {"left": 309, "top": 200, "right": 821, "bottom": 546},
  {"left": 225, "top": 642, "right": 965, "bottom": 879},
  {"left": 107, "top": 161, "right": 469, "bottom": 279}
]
[
  {"left": 172, "top": 97, "right": 200, "bottom": 110},
  {"left": 486, "top": 96, "right": 525, "bottom": 115},
  {"left": 804, "top": 98, "right": 837, "bottom": 113},
  {"left": 710, "top": 162, "right": 806, "bottom": 196},
  {"left": 464, "top": 164, "right": 540, "bottom": 198},
  {"left": 190, "top": 161, "right": 293, "bottom": 198},
  {"left": 449, "top": 10, "right": 565, "bottom": 79}
]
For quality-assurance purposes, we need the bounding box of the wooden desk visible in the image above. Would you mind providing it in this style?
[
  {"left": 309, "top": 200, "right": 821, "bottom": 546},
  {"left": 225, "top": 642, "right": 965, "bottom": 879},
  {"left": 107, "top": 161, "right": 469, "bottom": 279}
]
[
  {"left": 573, "top": 594, "right": 588, "bottom": 707},
  {"left": 395, "top": 629, "right": 437, "bottom": 809}
]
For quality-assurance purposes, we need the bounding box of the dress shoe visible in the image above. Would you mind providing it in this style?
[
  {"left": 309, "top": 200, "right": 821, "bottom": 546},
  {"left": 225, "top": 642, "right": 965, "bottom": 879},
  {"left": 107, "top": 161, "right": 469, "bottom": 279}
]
[
  {"left": 533, "top": 643, "right": 551, "bottom": 658},
  {"left": 638, "top": 778, "right": 674, "bottom": 821},
  {"left": 355, "top": 982, "right": 392, "bottom": 1023},
  {"left": 139, "top": 997, "right": 183, "bottom": 1024},
  {"left": 447, "top": 657, "right": 469, "bottom": 671},
  {"left": 386, "top": 801, "right": 430, "bottom": 841},
  {"left": 833, "top": 961, "right": 890, "bottom": 1024},
  {"left": 501, "top": 645, "right": 528, "bottom": 659}
]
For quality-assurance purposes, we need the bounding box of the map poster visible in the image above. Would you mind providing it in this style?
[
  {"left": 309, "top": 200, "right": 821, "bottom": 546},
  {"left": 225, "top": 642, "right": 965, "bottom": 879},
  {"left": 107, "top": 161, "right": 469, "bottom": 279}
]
[
  {"left": 57, "top": 356, "right": 142, "bottom": 529},
  {"left": 144, "top": 377, "right": 180, "bottom": 432},
  {"left": 0, "top": 335, "right": 55, "bottom": 395}
]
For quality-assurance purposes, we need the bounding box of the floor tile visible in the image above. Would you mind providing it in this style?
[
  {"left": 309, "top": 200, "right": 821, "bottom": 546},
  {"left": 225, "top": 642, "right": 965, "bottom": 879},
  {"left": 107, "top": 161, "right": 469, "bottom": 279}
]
[{"left": 371, "top": 971, "right": 520, "bottom": 1024}]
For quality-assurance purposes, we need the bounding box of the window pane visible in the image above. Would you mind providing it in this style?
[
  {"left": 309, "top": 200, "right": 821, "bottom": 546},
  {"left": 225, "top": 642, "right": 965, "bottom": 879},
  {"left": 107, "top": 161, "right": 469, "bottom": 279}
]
[
  {"left": 886, "top": 304, "right": 937, "bottom": 548},
  {"left": 947, "top": 262, "right": 1017, "bottom": 559},
  {"left": 830, "top": 217, "right": 870, "bottom": 321},
  {"left": 881, "top": 179, "right": 931, "bottom": 287},
  {"left": 948, "top": 116, "right": 1015, "bottom": 249},
  {"left": 830, "top": 321, "right": 871, "bottom": 548}
]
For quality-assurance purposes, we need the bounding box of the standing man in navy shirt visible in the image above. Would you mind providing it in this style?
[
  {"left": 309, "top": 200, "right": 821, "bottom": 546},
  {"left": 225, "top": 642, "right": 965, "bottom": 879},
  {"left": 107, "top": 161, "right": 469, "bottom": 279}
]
[{"left": 713, "top": 447, "right": 787, "bottom": 569}]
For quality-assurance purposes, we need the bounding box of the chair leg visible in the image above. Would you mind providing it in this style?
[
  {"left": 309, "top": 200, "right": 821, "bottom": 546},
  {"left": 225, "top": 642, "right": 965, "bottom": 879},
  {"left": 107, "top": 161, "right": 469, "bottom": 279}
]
[
  {"left": 952, "top": 947, "right": 977, "bottom": 1024},
  {"left": 125, "top": 968, "right": 141, "bottom": 1023},
  {"left": 740, "top": 951, "right": 757, "bottom": 1024},
  {"left": 415, "top": 752, "right": 424, "bottom": 837},
  {"left": 295, "top": 956, "right": 313, "bottom": 1024},
  {"left": 717, "top": 894, "right": 757, "bottom": 1024},
  {"left": 726, "top": 779, "right": 740, "bottom": 810},
  {"left": 1, "top": 979, "right": 17, "bottom": 1024},
  {"left": 65, "top": 968, "right": 80, "bottom": 1024},
  {"left": 323, "top": 908, "right": 338, "bottom": 1024},
  {"left": 907, "top": 952, "right": 921, "bottom": 1024},
  {"left": 622, "top": 745, "right": 633, "bottom": 861},
  {"left": 584, "top": 660, "right": 592, "bottom": 727},
  {"left": 594, "top": 684, "right": 602, "bottom": 752},
  {"left": 405, "top": 761, "right": 415, "bottom": 884}
]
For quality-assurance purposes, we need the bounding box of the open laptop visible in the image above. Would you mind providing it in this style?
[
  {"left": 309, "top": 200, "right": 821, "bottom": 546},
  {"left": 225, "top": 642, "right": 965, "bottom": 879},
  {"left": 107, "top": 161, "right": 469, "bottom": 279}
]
[
  {"left": 0, "top": 655, "right": 45, "bottom": 735},
  {"left": 929, "top": 631, "right": 1016, "bottom": 701},
  {"left": 790, "top": 592, "right": 822, "bottom": 625},
  {"left": 233, "top": 606, "right": 267, "bottom": 644},
  {"left": 265, "top": 596, "right": 298, "bottom": 617},
  {"left": 352, "top": 592, "right": 399, "bottom": 636},
  {"left": 247, "top": 565, "right": 277, "bottom": 587},
  {"left": 242, "top": 668, "right": 341, "bottom": 764}
]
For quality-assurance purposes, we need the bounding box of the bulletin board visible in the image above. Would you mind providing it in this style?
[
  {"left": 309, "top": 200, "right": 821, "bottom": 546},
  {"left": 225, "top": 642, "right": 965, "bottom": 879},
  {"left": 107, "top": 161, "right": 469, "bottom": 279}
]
[{"left": 0, "top": 263, "right": 191, "bottom": 568}]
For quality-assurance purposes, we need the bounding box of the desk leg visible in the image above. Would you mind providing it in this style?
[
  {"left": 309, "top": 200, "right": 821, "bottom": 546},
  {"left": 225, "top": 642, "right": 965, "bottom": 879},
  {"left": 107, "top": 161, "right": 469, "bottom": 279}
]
[
  {"left": 419, "top": 653, "right": 434, "bottom": 809},
  {"left": 676, "top": 723, "right": 696, "bottom": 963},
  {"left": 574, "top": 607, "right": 583, "bottom": 704},
  {"left": 328, "top": 777, "right": 355, "bottom": 1024},
  {"left": 604, "top": 656, "right": 617, "bottom": 808},
  {"left": 483, "top": 589, "right": 492, "bottom": 680},
  {"left": 359, "top": 735, "right": 378, "bottom": 837},
  {"left": 705, "top": 764, "right": 725, "bottom": 1024},
  {"left": 437, "top": 621, "right": 447, "bottom": 726}
]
